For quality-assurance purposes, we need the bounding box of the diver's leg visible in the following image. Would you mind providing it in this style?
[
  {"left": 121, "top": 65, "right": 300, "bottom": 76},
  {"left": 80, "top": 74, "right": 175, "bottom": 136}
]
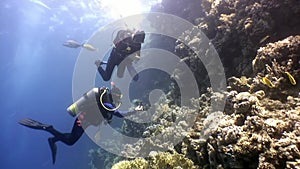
[
  {"left": 68, "top": 119, "right": 85, "bottom": 145},
  {"left": 19, "top": 118, "right": 83, "bottom": 164},
  {"left": 47, "top": 119, "right": 84, "bottom": 146},
  {"left": 45, "top": 126, "right": 64, "bottom": 164},
  {"left": 18, "top": 118, "right": 58, "bottom": 164},
  {"left": 97, "top": 53, "right": 117, "bottom": 81},
  {"left": 127, "top": 63, "right": 139, "bottom": 81},
  {"left": 47, "top": 119, "right": 84, "bottom": 163}
]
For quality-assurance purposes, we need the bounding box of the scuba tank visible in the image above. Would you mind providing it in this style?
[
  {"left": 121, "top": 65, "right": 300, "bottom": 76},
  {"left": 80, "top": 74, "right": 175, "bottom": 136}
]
[
  {"left": 66, "top": 87, "right": 121, "bottom": 123},
  {"left": 67, "top": 88, "right": 101, "bottom": 117}
]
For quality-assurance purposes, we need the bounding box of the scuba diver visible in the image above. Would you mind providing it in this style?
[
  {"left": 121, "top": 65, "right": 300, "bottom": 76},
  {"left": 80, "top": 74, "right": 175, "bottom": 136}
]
[
  {"left": 63, "top": 39, "right": 98, "bottom": 51},
  {"left": 95, "top": 29, "right": 145, "bottom": 81},
  {"left": 19, "top": 83, "right": 143, "bottom": 164}
]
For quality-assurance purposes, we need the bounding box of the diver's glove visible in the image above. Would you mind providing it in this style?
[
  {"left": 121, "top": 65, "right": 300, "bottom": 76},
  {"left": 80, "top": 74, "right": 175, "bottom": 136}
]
[
  {"left": 95, "top": 60, "right": 101, "bottom": 67},
  {"left": 126, "top": 105, "right": 144, "bottom": 116}
]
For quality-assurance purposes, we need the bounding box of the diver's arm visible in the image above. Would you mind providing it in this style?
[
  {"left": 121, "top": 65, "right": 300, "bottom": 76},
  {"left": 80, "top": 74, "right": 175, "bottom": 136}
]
[
  {"left": 102, "top": 103, "right": 129, "bottom": 117},
  {"left": 114, "top": 110, "right": 134, "bottom": 118},
  {"left": 113, "top": 105, "right": 144, "bottom": 117},
  {"left": 103, "top": 103, "right": 142, "bottom": 118}
]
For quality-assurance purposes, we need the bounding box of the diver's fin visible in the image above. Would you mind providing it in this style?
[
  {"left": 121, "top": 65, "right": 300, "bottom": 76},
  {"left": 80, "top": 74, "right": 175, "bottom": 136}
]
[
  {"left": 18, "top": 118, "right": 52, "bottom": 130},
  {"left": 48, "top": 137, "right": 57, "bottom": 164}
]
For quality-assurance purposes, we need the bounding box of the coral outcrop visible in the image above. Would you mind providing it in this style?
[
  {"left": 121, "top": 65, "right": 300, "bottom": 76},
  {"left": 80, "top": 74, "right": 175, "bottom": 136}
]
[
  {"left": 251, "top": 35, "right": 300, "bottom": 101},
  {"left": 181, "top": 35, "right": 300, "bottom": 168},
  {"left": 111, "top": 152, "right": 198, "bottom": 169}
]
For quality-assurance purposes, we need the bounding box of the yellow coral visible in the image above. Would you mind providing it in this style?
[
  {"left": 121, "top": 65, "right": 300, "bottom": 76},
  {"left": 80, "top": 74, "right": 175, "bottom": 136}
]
[
  {"left": 111, "top": 152, "right": 198, "bottom": 169},
  {"left": 112, "top": 158, "right": 148, "bottom": 169},
  {"left": 240, "top": 76, "right": 248, "bottom": 85},
  {"left": 261, "top": 77, "right": 275, "bottom": 88},
  {"left": 285, "top": 72, "right": 296, "bottom": 85}
]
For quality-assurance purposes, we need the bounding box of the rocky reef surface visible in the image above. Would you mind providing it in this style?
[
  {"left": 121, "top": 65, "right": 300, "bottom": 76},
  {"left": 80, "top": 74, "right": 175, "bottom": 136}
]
[
  {"left": 153, "top": 0, "right": 300, "bottom": 77},
  {"left": 109, "top": 35, "right": 300, "bottom": 169},
  {"left": 89, "top": 0, "right": 300, "bottom": 168}
]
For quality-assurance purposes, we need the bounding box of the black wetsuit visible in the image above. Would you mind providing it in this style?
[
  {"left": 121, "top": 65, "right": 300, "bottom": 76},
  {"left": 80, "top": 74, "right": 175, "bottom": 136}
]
[
  {"left": 97, "top": 31, "right": 145, "bottom": 81},
  {"left": 47, "top": 90, "right": 133, "bottom": 146},
  {"left": 20, "top": 89, "right": 136, "bottom": 164},
  {"left": 47, "top": 118, "right": 84, "bottom": 146}
]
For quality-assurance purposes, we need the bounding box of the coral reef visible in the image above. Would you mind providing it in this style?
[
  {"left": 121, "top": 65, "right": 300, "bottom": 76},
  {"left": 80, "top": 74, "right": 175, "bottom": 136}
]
[
  {"left": 251, "top": 35, "right": 300, "bottom": 101},
  {"left": 119, "top": 97, "right": 199, "bottom": 158},
  {"left": 181, "top": 36, "right": 300, "bottom": 168},
  {"left": 111, "top": 152, "right": 198, "bottom": 169},
  {"left": 162, "top": 0, "right": 300, "bottom": 77},
  {"left": 101, "top": 36, "right": 300, "bottom": 169},
  {"left": 205, "top": 94, "right": 300, "bottom": 168},
  {"left": 151, "top": 0, "right": 204, "bottom": 24},
  {"left": 89, "top": 148, "right": 125, "bottom": 169},
  {"left": 89, "top": 1, "right": 300, "bottom": 169}
]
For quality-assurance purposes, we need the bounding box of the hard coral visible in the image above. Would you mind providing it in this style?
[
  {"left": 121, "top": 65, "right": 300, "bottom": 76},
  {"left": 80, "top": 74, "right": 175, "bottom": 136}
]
[
  {"left": 251, "top": 36, "right": 300, "bottom": 101},
  {"left": 111, "top": 152, "right": 198, "bottom": 169}
]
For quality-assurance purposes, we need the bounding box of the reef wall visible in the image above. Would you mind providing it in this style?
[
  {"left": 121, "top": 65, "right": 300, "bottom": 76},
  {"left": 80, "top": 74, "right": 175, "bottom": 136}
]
[
  {"left": 154, "top": 0, "right": 300, "bottom": 77},
  {"left": 110, "top": 36, "right": 300, "bottom": 169},
  {"left": 90, "top": 0, "right": 300, "bottom": 168}
]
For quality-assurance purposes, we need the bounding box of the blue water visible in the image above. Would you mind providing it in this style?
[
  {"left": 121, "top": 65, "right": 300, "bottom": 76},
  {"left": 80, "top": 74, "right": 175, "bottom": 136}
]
[{"left": 0, "top": 0, "right": 157, "bottom": 168}]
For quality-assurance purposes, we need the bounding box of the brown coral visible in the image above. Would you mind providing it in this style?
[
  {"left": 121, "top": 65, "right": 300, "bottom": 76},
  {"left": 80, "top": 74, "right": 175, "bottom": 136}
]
[{"left": 251, "top": 36, "right": 300, "bottom": 101}]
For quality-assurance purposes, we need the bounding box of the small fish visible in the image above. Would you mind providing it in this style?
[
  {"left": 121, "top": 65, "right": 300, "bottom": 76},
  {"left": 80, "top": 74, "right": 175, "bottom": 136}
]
[
  {"left": 63, "top": 40, "right": 82, "bottom": 48},
  {"left": 82, "top": 43, "right": 98, "bottom": 51},
  {"left": 285, "top": 72, "right": 296, "bottom": 85},
  {"left": 63, "top": 40, "right": 98, "bottom": 51},
  {"left": 261, "top": 77, "right": 275, "bottom": 88}
]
